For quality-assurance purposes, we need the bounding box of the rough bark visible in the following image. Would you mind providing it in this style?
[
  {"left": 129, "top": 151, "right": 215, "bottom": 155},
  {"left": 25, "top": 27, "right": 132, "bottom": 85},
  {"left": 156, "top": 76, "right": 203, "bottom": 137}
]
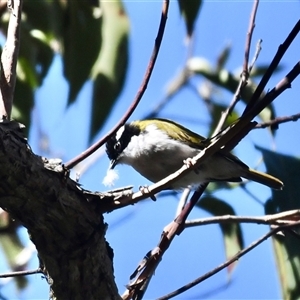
[{"left": 0, "top": 121, "right": 120, "bottom": 300}]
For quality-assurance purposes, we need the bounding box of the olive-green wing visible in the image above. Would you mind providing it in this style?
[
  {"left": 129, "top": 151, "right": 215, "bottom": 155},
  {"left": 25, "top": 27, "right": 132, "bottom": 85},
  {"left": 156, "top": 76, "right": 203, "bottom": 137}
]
[{"left": 137, "top": 118, "right": 209, "bottom": 149}]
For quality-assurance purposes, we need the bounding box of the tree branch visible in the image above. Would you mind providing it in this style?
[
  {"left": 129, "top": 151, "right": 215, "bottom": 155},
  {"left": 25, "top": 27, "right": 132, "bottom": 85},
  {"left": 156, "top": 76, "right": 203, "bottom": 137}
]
[
  {"left": 157, "top": 221, "right": 300, "bottom": 300},
  {"left": 0, "top": 0, "right": 22, "bottom": 119},
  {"left": 214, "top": 0, "right": 260, "bottom": 134},
  {"left": 0, "top": 121, "right": 120, "bottom": 299},
  {"left": 255, "top": 112, "right": 300, "bottom": 129},
  {"left": 243, "top": 0, "right": 259, "bottom": 74},
  {"left": 185, "top": 209, "right": 300, "bottom": 228},
  {"left": 121, "top": 183, "right": 208, "bottom": 300},
  {"left": 242, "top": 19, "right": 300, "bottom": 115},
  {"left": 0, "top": 268, "right": 42, "bottom": 278}
]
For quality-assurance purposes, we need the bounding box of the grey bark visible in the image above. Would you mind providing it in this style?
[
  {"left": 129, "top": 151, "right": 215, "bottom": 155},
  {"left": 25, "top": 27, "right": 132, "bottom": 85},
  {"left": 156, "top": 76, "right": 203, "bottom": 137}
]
[{"left": 0, "top": 121, "right": 120, "bottom": 300}]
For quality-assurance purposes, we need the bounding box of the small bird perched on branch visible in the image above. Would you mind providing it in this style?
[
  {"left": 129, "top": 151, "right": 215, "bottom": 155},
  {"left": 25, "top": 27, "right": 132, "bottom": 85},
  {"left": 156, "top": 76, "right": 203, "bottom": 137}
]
[{"left": 103, "top": 118, "right": 283, "bottom": 190}]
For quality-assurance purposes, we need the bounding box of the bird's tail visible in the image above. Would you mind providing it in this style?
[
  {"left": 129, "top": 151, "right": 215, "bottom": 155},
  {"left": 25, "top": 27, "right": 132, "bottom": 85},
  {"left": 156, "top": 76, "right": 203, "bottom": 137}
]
[{"left": 242, "top": 168, "right": 283, "bottom": 190}]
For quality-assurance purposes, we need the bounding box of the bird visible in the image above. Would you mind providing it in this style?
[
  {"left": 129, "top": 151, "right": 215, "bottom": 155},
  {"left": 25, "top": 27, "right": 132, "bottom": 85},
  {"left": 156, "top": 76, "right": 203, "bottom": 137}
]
[{"left": 103, "top": 118, "right": 283, "bottom": 190}]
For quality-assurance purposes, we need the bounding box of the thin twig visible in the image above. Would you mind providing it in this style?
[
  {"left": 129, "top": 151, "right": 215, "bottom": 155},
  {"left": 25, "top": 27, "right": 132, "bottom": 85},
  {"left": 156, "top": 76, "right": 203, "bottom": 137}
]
[
  {"left": 184, "top": 209, "right": 300, "bottom": 228},
  {"left": 248, "top": 39, "right": 262, "bottom": 74},
  {"left": 255, "top": 112, "right": 300, "bottom": 129},
  {"left": 244, "top": 60, "right": 300, "bottom": 120},
  {"left": 0, "top": 0, "right": 23, "bottom": 119},
  {"left": 175, "top": 188, "right": 190, "bottom": 218},
  {"left": 243, "top": 0, "right": 259, "bottom": 74},
  {"left": 242, "top": 20, "right": 300, "bottom": 116},
  {"left": 0, "top": 268, "right": 43, "bottom": 278},
  {"left": 122, "top": 183, "right": 208, "bottom": 300},
  {"left": 214, "top": 0, "right": 259, "bottom": 134},
  {"left": 65, "top": 0, "right": 170, "bottom": 170},
  {"left": 157, "top": 221, "right": 300, "bottom": 300}
]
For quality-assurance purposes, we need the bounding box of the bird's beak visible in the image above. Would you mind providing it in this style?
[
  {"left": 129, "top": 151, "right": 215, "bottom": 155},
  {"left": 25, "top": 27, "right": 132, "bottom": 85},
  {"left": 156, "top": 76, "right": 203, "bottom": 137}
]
[{"left": 108, "top": 159, "right": 117, "bottom": 170}]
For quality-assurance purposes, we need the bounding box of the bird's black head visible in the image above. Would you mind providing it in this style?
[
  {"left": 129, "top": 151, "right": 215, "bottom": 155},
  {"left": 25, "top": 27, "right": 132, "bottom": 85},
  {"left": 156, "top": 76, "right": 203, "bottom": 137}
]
[{"left": 105, "top": 123, "right": 140, "bottom": 162}]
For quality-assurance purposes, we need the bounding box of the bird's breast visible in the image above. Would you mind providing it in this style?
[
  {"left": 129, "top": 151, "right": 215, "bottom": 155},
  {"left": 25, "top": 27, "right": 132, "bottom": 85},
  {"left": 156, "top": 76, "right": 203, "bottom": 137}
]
[{"left": 124, "top": 129, "right": 200, "bottom": 183}]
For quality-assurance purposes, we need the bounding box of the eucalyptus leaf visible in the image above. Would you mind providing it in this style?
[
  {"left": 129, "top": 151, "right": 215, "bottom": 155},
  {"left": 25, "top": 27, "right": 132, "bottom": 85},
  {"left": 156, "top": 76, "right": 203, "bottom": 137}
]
[
  {"left": 63, "top": 1, "right": 102, "bottom": 103},
  {"left": 22, "top": 0, "right": 59, "bottom": 84},
  {"left": 209, "top": 103, "right": 240, "bottom": 137},
  {"left": 216, "top": 43, "right": 231, "bottom": 72},
  {"left": 251, "top": 64, "right": 283, "bottom": 78},
  {"left": 0, "top": 216, "right": 28, "bottom": 290},
  {"left": 187, "top": 57, "right": 276, "bottom": 125},
  {"left": 178, "top": 0, "right": 202, "bottom": 37},
  {"left": 1, "top": 0, "right": 59, "bottom": 134},
  {"left": 23, "top": 0, "right": 61, "bottom": 35},
  {"left": 90, "top": 0, "right": 129, "bottom": 140},
  {"left": 257, "top": 147, "right": 300, "bottom": 300},
  {"left": 12, "top": 79, "right": 34, "bottom": 136}
]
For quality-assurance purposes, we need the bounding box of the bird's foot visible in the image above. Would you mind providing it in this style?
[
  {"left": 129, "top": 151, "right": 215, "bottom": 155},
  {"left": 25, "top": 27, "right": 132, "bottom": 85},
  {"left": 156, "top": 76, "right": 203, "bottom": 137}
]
[
  {"left": 183, "top": 157, "right": 199, "bottom": 174},
  {"left": 183, "top": 157, "right": 197, "bottom": 167},
  {"left": 139, "top": 185, "right": 156, "bottom": 201}
]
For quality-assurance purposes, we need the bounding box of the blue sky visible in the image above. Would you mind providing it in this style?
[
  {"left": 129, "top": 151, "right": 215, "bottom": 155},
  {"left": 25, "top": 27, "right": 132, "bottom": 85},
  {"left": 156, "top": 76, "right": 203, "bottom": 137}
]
[{"left": 2, "top": 1, "right": 300, "bottom": 299}]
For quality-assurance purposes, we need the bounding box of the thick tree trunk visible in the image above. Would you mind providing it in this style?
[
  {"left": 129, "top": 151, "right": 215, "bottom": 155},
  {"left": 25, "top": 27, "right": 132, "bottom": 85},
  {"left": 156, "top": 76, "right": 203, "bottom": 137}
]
[{"left": 0, "top": 121, "right": 120, "bottom": 300}]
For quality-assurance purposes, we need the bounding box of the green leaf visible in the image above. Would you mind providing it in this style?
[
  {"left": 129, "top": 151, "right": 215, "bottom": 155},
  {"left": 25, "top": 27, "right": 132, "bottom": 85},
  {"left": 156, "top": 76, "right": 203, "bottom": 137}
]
[
  {"left": 208, "top": 103, "right": 239, "bottom": 137},
  {"left": 23, "top": 0, "right": 62, "bottom": 36},
  {"left": 13, "top": 27, "right": 39, "bottom": 133},
  {"left": 178, "top": 0, "right": 202, "bottom": 37},
  {"left": 187, "top": 57, "right": 276, "bottom": 124},
  {"left": 0, "top": 214, "right": 28, "bottom": 290},
  {"left": 0, "top": 232, "right": 28, "bottom": 289},
  {"left": 257, "top": 147, "right": 300, "bottom": 211},
  {"left": 197, "top": 196, "right": 244, "bottom": 275},
  {"left": 63, "top": 1, "right": 102, "bottom": 103},
  {"left": 257, "top": 147, "right": 300, "bottom": 300},
  {"left": 216, "top": 43, "right": 231, "bottom": 72},
  {"left": 0, "top": 0, "right": 59, "bottom": 133},
  {"left": 12, "top": 78, "right": 34, "bottom": 134},
  {"left": 250, "top": 64, "right": 283, "bottom": 78},
  {"left": 90, "top": 0, "right": 129, "bottom": 140},
  {"left": 22, "top": 0, "right": 59, "bottom": 85},
  {"left": 13, "top": 32, "right": 52, "bottom": 136}
]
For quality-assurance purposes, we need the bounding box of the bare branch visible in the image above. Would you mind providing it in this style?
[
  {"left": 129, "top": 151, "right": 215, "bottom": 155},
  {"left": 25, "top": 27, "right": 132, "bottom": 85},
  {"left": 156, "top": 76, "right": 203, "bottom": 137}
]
[
  {"left": 245, "top": 60, "right": 300, "bottom": 120},
  {"left": 0, "top": 268, "right": 42, "bottom": 278},
  {"left": 243, "top": 0, "right": 259, "bottom": 75},
  {"left": 0, "top": 0, "right": 23, "bottom": 119},
  {"left": 248, "top": 39, "right": 262, "bottom": 74},
  {"left": 157, "top": 221, "right": 300, "bottom": 300},
  {"left": 121, "top": 183, "right": 208, "bottom": 299},
  {"left": 175, "top": 188, "right": 191, "bottom": 218},
  {"left": 214, "top": 0, "right": 259, "bottom": 134},
  {"left": 185, "top": 209, "right": 300, "bottom": 228},
  {"left": 242, "top": 19, "right": 300, "bottom": 115},
  {"left": 255, "top": 112, "right": 300, "bottom": 129}
]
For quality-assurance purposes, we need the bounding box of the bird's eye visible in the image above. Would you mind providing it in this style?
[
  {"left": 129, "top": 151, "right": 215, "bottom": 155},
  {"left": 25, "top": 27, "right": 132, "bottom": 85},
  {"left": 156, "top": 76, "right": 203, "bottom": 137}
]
[{"left": 114, "top": 141, "right": 121, "bottom": 151}]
